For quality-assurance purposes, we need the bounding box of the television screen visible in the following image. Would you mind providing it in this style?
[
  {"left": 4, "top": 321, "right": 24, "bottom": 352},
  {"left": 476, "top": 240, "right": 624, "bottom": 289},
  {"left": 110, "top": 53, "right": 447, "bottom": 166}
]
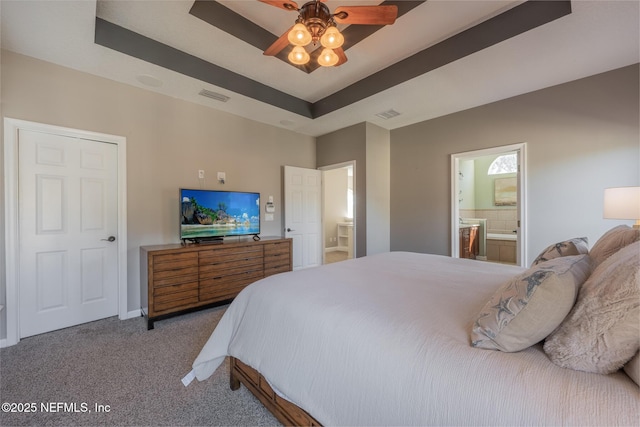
[{"left": 180, "top": 189, "right": 260, "bottom": 241}]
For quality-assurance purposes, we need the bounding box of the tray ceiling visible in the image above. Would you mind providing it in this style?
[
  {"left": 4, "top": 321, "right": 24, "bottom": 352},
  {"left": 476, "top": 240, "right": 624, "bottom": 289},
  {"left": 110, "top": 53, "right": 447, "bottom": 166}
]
[{"left": 2, "top": 1, "right": 639, "bottom": 136}]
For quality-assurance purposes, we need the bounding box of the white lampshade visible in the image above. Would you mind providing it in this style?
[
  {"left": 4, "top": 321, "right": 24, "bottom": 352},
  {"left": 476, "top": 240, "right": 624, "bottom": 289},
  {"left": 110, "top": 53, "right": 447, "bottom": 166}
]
[
  {"left": 320, "top": 26, "right": 344, "bottom": 49},
  {"left": 288, "top": 23, "right": 312, "bottom": 47},
  {"left": 604, "top": 186, "right": 640, "bottom": 227},
  {"left": 318, "top": 48, "right": 339, "bottom": 67},
  {"left": 288, "top": 46, "right": 310, "bottom": 65}
]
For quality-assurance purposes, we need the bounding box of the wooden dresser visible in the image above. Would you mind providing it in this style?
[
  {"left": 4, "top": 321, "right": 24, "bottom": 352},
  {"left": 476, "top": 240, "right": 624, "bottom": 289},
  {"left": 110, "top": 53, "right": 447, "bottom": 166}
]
[{"left": 140, "top": 237, "right": 292, "bottom": 329}]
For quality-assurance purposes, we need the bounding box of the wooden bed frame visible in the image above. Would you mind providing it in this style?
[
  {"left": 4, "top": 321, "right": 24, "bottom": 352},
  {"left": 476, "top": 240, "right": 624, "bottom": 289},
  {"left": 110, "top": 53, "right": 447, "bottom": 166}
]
[{"left": 230, "top": 357, "right": 322, "bottom": 426}]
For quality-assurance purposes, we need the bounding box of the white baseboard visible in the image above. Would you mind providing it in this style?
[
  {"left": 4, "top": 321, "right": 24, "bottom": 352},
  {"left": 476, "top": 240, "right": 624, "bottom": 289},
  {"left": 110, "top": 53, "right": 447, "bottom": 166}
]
[
  {"left": 0, "top": 310, "right": 142, "bottom": 348},
  {"left": 126, "top": 309, "right": 142, "bottom": 319}
]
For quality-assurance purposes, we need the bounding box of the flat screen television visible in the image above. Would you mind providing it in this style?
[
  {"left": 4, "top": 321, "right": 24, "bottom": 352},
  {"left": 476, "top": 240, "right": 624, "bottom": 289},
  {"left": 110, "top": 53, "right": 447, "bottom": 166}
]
[{"left": 180, "top": 188, "right": 260, "bottom": 242}]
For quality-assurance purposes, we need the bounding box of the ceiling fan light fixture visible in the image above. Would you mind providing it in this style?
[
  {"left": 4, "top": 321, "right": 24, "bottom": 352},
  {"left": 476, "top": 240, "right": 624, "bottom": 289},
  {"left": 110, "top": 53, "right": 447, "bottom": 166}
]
[
  {"left": 318, "top": 48, "right": 339, "bottom": 67},
  {"left": 288, "top": 22, "right": 312, "bottom": 46},
  {"left": 288, "top": 45, "right": 310, "bottom": 65},
  {"left": 320, "top": 26, "right": 344, "bottom": 49}
]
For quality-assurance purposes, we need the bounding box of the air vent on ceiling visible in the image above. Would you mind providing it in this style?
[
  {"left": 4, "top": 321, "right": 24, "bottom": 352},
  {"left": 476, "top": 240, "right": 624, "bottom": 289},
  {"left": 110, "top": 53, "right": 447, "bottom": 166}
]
[
  {"left": 375, "top": 109, "right": 401, "bottom": 120},
  {"left": 198, "top": 89, "right": 230, "bottom": 102}
]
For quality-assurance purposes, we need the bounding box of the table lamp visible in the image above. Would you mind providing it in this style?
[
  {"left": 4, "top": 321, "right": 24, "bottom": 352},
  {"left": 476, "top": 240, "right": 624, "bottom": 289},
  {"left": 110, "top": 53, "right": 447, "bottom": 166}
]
[{"left": 604, "top": 187, "right": 640, "bottom": 228}]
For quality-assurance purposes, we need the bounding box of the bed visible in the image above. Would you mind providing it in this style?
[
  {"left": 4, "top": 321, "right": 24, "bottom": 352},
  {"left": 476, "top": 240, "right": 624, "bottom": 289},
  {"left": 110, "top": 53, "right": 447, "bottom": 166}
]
[{"left": 188, "top": 228, "right": 640, "bottom": 426}]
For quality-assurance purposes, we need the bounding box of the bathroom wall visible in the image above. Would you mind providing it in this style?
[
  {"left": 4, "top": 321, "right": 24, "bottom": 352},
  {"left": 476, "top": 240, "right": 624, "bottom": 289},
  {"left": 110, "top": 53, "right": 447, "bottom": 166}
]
[
  {"left": 323, "top": 168, "right": 349, "bottom": 249},
  {"left": 460, "top": 154, "right": 518, "bottom": 234}
]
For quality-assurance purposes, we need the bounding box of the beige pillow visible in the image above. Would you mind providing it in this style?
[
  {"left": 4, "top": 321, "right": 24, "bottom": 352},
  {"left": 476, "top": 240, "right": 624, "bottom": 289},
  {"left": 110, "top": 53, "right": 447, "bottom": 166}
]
[
  {"left": 471, "top": 255, "right": 592, "bottom": 352},
  {"left": 624, "top": 351, "right": 640, "bottom": 387},
  {"left": 531, "top": 237, "right": 589, "bottom": 267},
  {"left": 544, "top": 241, "right": 640, "bottom": 374},
  {"left": 589, "top": 225, "right": 639, "bottom": 266}
]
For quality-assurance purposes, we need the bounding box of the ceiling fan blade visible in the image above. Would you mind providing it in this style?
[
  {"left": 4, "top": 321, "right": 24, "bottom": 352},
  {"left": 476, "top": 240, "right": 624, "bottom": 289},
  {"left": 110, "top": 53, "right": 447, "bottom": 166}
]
[
  {"left": 258, "top": 0, "right": 299, "bottom": 12},
  {"left": 335, "top": 48, "right": 348, "bottom": 66},
  {"left": 333, "top": 5, "right": 398, "bottom": 25},
  {"left": 264, "top": 27, "right": 293, "bottom": 56}
]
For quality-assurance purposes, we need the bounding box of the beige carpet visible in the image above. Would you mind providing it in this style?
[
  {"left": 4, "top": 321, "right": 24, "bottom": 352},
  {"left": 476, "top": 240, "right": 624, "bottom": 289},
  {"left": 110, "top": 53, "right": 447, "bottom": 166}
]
[{"left": 0, "top": 306, "right": 279, "bottom": 426}]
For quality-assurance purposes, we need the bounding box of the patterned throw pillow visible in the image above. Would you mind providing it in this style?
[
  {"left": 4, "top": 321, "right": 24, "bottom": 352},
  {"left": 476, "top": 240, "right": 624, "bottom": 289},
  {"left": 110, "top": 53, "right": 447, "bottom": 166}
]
[
  {"left": 544, "top": 241, "right": 640, "bottom": 374},
  {"left": 471, "top": 255, "right": 592, "bottom": 352},
  {"left": 531, "top": 237, "right": 589, "bottom": 267},
  {"left": 589, "top": 225, "right": 640, "bottom": 267}
]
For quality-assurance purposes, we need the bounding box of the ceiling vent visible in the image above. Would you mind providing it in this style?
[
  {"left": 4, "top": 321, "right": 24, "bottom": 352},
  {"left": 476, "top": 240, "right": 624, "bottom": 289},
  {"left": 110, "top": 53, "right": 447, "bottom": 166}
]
[
  {"left": 375, "top": 109, "right": 401, "bottom": 120},
  {"left": 198, "top": 89, "right": 230, "bottom": 102}
]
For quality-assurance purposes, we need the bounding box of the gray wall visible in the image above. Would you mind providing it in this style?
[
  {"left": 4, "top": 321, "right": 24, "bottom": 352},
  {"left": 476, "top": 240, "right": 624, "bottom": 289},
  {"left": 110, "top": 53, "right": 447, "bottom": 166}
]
[
  {"left": 323, "top": 167, "right": 349, "bottom": 249},
  {"left": 316, "top": 122, "right": 391, "bottom": 257},
  {"left": 365, "top": 123, "right": 391, "bottom": 255},
  {"left": 317, "top": 123, "right": 368, "bottom": 257},
  {"left": 390, "top": 64, "right": 640, "bottom": 263},
  {"left": 0, "top": 50, "right": 316, "bottom": 338}
]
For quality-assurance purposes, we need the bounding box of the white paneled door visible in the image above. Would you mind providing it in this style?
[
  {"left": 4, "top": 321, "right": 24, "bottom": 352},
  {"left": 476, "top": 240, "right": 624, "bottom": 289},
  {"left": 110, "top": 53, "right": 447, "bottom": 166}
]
[
  {"left": 18, "top": 129, "right": 119, "bottom": 338},
  {"left": 284, "top": 165, "right": 322, "bottom": 270}
]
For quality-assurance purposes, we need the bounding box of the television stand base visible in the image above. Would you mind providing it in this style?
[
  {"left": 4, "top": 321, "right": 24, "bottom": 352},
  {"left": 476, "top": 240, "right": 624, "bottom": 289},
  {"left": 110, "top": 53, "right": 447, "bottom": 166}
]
[{"left": 182, "top": 237, "right": 224, "bottom": 245}]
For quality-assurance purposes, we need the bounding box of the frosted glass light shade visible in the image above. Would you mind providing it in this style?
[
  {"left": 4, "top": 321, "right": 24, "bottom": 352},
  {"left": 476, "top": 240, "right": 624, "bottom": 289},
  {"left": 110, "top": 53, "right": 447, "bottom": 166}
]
[
  {"left": 288, "top": 23, "right": 312, "bottom": 46},
  {"left": 288, "top": 46, "right": 310, "bottom": 65},
  {"left": 604, "top": 186, "right": 640, "bottom": 227},
  {"left": 320, "top": 26, "right": 344, "bottom": 49},
  {"left": 318, "top": 48, "right": 339, "bottom": 66}
]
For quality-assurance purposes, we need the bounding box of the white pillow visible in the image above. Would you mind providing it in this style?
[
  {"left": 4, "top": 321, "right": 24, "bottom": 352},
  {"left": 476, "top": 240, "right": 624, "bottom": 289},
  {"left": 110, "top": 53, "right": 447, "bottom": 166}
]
[
  {"left": 589, "top": 225, "right": 639, "bottom": 267},
  {"left": 471, "top": 255, "right": 591, "bottom": 352},
  {"left": 544, "top": 241, "right": 640, "bottom": 374}
]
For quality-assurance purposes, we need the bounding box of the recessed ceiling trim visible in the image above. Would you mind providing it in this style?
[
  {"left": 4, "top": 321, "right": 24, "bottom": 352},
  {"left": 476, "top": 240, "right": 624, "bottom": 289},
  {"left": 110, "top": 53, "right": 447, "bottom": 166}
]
[
  {"left": 312, "top": 0, "right": 572, "bottom": 117},
  {"left": 94, "top": 1, "right": 571, "bottom": 122},
  {"left": 189, "top": 0, "right": 276, "bottom": 52},
  {"left": 94, "top": 17, "right": 313, "bottom": 118},
  {"left": 189, "top": 1, "right": 425, "bottom": 74}
]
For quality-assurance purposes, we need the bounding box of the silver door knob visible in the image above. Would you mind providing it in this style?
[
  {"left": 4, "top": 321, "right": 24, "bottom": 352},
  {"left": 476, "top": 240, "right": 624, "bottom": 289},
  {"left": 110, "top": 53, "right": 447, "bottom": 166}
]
[{"left": 101, "top": 236, "right": 116, "bottom": 242}]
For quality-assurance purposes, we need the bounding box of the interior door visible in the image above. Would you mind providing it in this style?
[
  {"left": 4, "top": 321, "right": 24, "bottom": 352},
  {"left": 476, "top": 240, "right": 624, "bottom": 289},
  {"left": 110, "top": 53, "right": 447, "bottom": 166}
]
[
  {"left": 284, "top": 165, "right": 322, "bottom": 270},
  {"left": 18, "top": 129, "right": 119, "bottom": 338}
]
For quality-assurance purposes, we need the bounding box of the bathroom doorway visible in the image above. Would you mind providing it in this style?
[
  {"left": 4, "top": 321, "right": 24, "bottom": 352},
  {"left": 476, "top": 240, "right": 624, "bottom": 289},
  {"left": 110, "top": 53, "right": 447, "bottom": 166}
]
[
  {"left": 320, "top": 162, "right": 356, "bottom": 264},
  {"left": 451, "top": 144, "right": 527, "bottom": 267}
]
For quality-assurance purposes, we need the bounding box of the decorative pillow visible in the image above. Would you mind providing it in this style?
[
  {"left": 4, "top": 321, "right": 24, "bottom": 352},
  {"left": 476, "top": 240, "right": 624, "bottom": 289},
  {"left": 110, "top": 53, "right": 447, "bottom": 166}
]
[
  {"left": 531, "top": 237, "right": 589, "bottom": 267},
  {"left": 624, "top": 351, "right": 640, "bottom": 387},
  {"left": 589, "top": 225, "right": 639, "bottom": 267},
  {"left": 471, "top": 255, "right": 592, "bottom": 352},
  {"left": 544, "top": 241, "right": 640, "bottom": 374}
]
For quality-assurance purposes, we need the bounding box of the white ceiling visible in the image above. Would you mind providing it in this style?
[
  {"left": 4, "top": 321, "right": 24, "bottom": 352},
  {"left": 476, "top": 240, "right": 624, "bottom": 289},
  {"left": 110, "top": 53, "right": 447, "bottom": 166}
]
[{"left": 1, "top": 1, "right": 639, "bottom": 137}]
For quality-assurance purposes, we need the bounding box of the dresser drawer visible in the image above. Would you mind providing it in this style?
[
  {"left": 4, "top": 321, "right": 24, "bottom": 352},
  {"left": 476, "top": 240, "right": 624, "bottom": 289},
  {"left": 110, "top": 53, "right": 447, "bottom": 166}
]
[
  {"left": 153, "top": 283, "right": 199, "bottom": 313},
  {"left": 199, "top": 246, "right": 263, "bottom": 265},
  {"left": 199, "top": 270, "right": 264, "bottom": 302},
  {"left": 153, "top": 266, "right": 199, "bottom": 287},
  {"left": 264, "top": 241, "right": 290, "bottom": 256},
  {"left": 152, "top": 252, "right": 198, "bottom": 270},
  {"left": 199, "top": 258, "right": 263, "bottom": 279},
  {"left": 265, "top": 264, "right": 291, "bottom": 277}
]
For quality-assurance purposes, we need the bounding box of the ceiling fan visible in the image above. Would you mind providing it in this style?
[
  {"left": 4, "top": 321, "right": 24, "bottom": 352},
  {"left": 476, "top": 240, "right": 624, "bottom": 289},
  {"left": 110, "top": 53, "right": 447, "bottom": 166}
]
[{"left": 259, "top": 0, "right": 398, "bottom": 67}]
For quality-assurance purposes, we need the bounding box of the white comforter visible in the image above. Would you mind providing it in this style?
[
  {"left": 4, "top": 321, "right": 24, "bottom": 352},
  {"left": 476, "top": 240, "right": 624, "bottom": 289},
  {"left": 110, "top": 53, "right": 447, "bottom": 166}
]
[{"left": 192, "top": 252, "right": 639, "bottom": 426}]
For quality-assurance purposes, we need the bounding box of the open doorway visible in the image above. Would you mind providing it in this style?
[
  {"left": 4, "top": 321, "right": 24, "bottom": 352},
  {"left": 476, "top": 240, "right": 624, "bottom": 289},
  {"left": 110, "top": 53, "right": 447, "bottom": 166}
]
[
  {"left": 451, "top": 143, "right": 527, "bottom": 267},
  {"left": 320, "top": 162, "right": 356, "bottom": 264}
]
